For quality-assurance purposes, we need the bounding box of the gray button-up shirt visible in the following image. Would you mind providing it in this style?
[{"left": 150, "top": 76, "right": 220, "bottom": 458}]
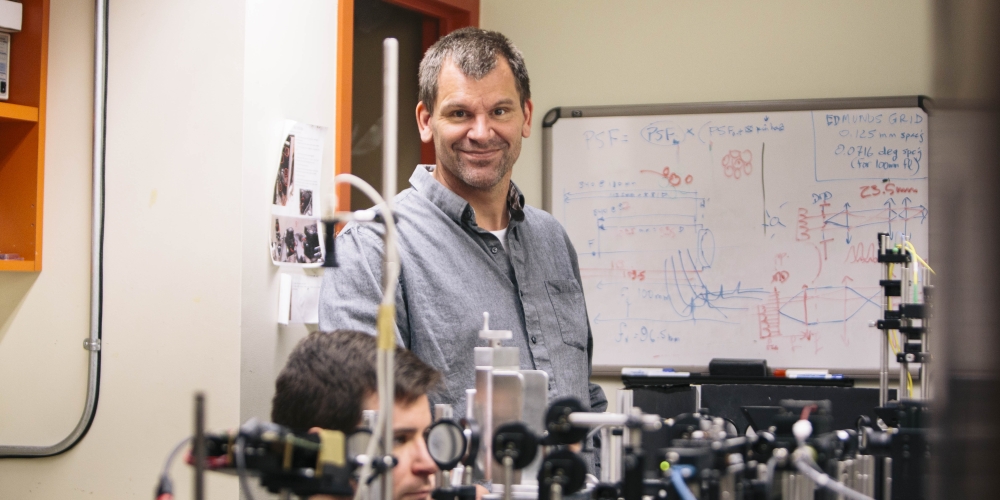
[{"left": 319, "top": 165, "right": 608, "bottom": 419}]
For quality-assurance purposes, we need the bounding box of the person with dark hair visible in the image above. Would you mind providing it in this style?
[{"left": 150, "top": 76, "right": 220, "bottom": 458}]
[
  {"left": 319, "top": 27, "right": 607, "bottom": 442},
  {"left": 272, "top": 330, "right": 442, "bottom": 500}
]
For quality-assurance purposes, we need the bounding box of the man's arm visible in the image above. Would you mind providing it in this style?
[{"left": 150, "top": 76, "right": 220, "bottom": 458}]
[
  {"left": 564, "top": 231, "right": 608, "bottom": 413},
  {"left": 319, "top": 224, "right": 408, "bottom": 346}
]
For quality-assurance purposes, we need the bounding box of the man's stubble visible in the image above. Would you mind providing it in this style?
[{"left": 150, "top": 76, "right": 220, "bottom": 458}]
[{"left": 435, "top": 132, "right": 521, "bottom": 193}]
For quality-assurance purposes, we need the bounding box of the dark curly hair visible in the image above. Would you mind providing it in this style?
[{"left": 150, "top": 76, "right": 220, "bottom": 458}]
[{"left": 271, "top": 330, "right": 441, "bottom": 433}]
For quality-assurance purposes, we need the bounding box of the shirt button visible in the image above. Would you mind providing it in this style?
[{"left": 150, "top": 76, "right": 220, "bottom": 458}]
[
  {"left": 491, "top": 247, "right": 498, "bottom": 254},
  {"left": 531, "top": 336, "right": 537, "bottom": 344}
]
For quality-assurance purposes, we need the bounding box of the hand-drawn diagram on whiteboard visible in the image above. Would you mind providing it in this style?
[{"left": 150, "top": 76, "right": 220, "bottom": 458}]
[{"left": 546, "top": 102, "right": 928, "bottom": 371}]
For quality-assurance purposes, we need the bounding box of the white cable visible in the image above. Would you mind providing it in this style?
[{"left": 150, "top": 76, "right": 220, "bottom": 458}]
[
  {"left": 160, "top": 436, "right": 191, "bottom": 479},
  {"left": 332, "top": 173, "right": 401, "bottom": 304},
  {"left": 793, "top": 453, "right": 874, "bottom": 500}
]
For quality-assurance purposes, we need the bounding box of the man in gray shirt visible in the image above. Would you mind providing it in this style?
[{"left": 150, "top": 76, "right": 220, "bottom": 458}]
[{"left": 320, "top": 28, "right": 607, "bottom": 420}]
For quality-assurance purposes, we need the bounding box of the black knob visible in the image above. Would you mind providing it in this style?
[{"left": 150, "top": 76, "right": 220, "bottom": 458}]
[{"left": 492, "top": 422, "right": 538, "bottom": 470}]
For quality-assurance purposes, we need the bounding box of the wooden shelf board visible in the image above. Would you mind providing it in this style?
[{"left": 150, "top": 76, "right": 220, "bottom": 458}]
[
  {"left": 0, "top": 259, "right": 37, "bottom": 272},
  {"left": 0, "top": 102, "right": 39, "bottom": 123}
]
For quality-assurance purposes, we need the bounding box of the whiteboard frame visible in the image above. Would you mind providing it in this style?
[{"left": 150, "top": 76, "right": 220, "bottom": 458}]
[{"left": 541, "top": 96, "right": 931, "bottom": 376}]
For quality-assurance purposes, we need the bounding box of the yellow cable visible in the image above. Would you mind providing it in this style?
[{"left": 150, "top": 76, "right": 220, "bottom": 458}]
[
  {"left": 901, "top": 242, "right": 925, "bottom": 397},
  {"left": 903, "top": 241, "right": 936, "bottom": 275}
]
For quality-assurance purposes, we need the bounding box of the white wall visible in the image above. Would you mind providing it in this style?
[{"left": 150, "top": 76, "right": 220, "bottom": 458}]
[
  {"left": 0, "top": 0, "right": 341, "bottom": 497},
  {"left": 0, "top": 0, "right": 243, "bottom": 499},
  {"left": 0, "top": 0, "right": 248, "bottom": 498},
  {"left": 239, "top": 0, "right": 338, "bottom": 428},
  {"left": 480, "top": 0, "right": 933, "bottom": 392}
]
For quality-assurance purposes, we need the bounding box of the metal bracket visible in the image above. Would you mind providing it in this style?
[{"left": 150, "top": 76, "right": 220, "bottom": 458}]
[
  {"left": 83, "top": 338, "right": 101, "bottom": 351},
  {"left": 896, "top": 352, "right": 930, "bottom": 363}
]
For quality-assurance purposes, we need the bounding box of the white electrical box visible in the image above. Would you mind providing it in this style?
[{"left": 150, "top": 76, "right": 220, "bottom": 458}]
[
  {"left": 0, "top": 32, "right": 8, "bottom": 100},
  {"left": 0, "top": 0, "right": 23, "bottom": 33}
]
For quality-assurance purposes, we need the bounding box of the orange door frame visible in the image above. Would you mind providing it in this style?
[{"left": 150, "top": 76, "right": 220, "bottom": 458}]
[{"left": 335, "top": 0, "right": 479, "bottom": 211}]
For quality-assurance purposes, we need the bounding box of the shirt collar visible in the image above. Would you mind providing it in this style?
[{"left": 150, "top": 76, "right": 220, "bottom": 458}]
[{"left": 409, "top": 165, "right": 526, "bottom": 226}]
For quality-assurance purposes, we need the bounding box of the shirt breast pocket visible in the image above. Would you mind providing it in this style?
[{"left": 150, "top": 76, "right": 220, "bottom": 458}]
[{"left": 545, "top": 279, "right": 589, "bottom": 351}]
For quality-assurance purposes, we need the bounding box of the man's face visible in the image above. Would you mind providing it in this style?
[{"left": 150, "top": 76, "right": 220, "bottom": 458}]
[
  {"left": 312, "top": 394, "right": 437, "bottom": 500},
  {"left": 417, "top": 57, "right": 533, "bottom": 193},
  {"left": 361, "top": 394, "right": 437, "bottom": 500}
]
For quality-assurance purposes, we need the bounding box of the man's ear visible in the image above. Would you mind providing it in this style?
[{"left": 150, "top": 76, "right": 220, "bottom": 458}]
[
  {"left": 521, "top": 98, "right": 534, "bottom": 139},
  {"left": 416, "top": 101, "right": 434, "bottom": 143},
  {"left": 308, "top": 426, "right": 323, "bottom": 434}
]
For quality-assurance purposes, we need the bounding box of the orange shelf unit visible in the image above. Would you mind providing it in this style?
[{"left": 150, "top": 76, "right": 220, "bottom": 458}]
[{"left": 0, "top": 0, "right": 49, "bottom": 272}]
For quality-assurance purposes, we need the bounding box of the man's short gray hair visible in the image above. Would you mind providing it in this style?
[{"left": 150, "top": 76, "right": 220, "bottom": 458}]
[{"left": 418, "top": 27, "right": 531, "bottom": 114}]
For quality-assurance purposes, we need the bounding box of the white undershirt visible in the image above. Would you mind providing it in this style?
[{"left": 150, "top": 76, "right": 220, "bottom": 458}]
[{"left": 490, "top": 227, "right": 508, "bottom": 252}]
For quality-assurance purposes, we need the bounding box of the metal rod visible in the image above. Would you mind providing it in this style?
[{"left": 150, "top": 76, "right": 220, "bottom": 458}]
[
  {"left": 613, "top": 390, "right": 633, "bottom": 482},
  {"left": 883, "top": 457, "right": 892, "bottom": 500},
  {"left": 922, "top": 270, "right": 932, "bottom": 399},
  {"left": 379, "top": 38, "right": 399, "bottom": 500},
  {"left": 0, "top": 0, "right": 108, "bottom": 459},
  {"left": 568, "top": 412, "right": 659, "bottom": 427},
  {"left": 503, "top": 456, "right": 513, "bottom": 500},
  {"left": 479, "top": 367, "right": 494, "bottom": 483},
  {"left": 464, "top": 389, "right": 476, "bottom": 485},
  {"left": 382, "top": 348, "right": 395, "bottom": 500},
  {"left": 879, "top": 234, "right": 889, "bottom": 406},
  {"left": 194, "top": 393, "right": 205, "bottom": 500},
  {"left": 617, "top": 390, "right": 633, "bottom": 446},
  {"left": 899, "top": 362, "right": 908, "bottom": 400},
  {"left": 382, "top": 38, "right": 398, "bottom": 211},
  {"left": 599, "top": 427, "right": 611, "bottom": 482},
  {"left": 900, "top": 251, "right": 912, "bottom": 399},
  {"left": 608, "top": 429, "right": 621, "bottom": 483}
]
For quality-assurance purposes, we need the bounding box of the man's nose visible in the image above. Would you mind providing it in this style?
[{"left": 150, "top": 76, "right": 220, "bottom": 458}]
[
  {"left": 412, "top": 439, "right": 438, "bottom": 476},
  {"left": 467, "top": 114, "right": 493, "bottom": 143}
]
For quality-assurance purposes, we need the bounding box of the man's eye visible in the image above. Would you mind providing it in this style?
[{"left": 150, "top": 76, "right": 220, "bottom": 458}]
[
  {"left": 493, "top": 109, "right": 507, "bottom": 116},
  {"left": 453, "top": 110, "right": 467, "bottom": 118},
  {"left": 394, "top": 435, "right": 408, "bottom": 446}
]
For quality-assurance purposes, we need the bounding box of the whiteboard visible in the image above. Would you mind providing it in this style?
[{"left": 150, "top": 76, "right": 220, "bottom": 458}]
[{"left": 542, "top": 97, "right": 929, "bottom": 373}]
